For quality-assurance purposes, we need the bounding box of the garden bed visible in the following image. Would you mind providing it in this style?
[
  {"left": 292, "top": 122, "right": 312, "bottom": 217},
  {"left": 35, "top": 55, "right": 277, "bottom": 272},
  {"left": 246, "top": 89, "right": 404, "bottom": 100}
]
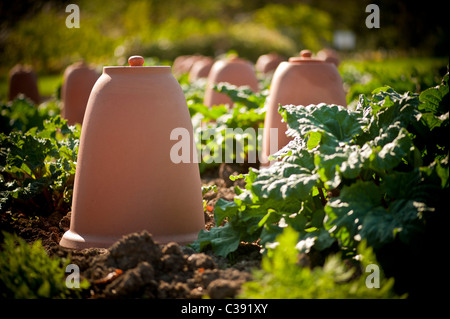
[
  {"left": 0, "top": 164, "right": 263, "bottom": 299},
  {"left": 1, "top": 59, "right": 448, "bottom": 299}
]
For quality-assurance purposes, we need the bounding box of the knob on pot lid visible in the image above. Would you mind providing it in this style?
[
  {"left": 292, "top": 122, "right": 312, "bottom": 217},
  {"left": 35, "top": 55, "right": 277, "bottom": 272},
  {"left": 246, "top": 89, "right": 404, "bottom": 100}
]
[
  {"left": 128, "top": 55, "right": 145, "bottom": 66},
  {"left": 288, "top": 50, "right": 323, "bottom": 63}
]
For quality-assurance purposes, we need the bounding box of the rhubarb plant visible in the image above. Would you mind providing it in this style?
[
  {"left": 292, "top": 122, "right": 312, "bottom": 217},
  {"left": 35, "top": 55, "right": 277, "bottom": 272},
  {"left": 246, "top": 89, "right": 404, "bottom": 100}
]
[
  {"left": 193, "top": 71, "right": 448, "bottom": 257},
  {"left": 0, "top": 116, "right": 80, "bottom": 216}
]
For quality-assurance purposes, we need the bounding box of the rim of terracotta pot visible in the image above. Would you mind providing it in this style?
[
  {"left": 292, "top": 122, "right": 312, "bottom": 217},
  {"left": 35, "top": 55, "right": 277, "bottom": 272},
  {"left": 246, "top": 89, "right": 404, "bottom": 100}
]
[
  {"left": 103, "top": 65, "right": 171, "bottom": 74},
  {"left": 61, "top": 229, "right": 200, "bottom": 249},
  {"left": 102, "top": 55, "right": 172, "bottom": 74}
]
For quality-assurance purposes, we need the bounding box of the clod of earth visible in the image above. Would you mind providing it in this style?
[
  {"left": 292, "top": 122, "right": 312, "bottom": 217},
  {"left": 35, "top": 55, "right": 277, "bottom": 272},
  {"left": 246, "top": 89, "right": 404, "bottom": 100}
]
[{"left": 77, "top": 231, "right": 254, "bottom": 299}]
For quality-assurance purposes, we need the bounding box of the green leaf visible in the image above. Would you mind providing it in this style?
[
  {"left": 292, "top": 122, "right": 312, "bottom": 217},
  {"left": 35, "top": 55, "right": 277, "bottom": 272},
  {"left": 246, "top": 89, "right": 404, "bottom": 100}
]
[
  {"left": 325, "top": 180, "right": 385, "bottom": 248},
  {"left": 214, "top": 198, "right": 239, "bottom": 225},
  {"left": 418, "top": 72, "right": 449, "bottom": 131},
  {"left": 251, "top": 150, "right": 319, "bottom": 203},
  {"left": 306, "top": 131, "right": 322, "bottom": 150},
  {"left": 280, "top": 103, "right": 365, "bottom": 152},
  {"left": 315, "top": 144, "right": 364, "bottom": 189},
  {"left": 193, "top": 223, "right": 241, "bottom": 257},
  {"left": 363, "top": 88, "right": 421, "bottom": 141},
  {"left": 365, "top": 123, "right": 414, "bottom": 172},
  {"left": 213, "top": 82, "right": 266, "bottom": 109},
  {"left": 419, "top": 73, "right": 449, "bottom": 114},
  {"left": 325, "top": 169, "right": 434, "bottom": 250}
]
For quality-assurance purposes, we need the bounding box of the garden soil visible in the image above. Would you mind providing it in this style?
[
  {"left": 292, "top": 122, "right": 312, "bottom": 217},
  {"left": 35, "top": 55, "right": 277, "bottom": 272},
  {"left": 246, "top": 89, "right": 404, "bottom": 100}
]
[{"left": 0, "top": 163, "right": 263, "bottom": 299}]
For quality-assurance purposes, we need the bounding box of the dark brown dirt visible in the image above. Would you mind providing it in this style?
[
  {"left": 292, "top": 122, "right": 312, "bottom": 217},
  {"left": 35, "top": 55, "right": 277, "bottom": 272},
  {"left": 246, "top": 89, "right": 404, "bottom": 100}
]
[{"left": 0, "top": 164, "right": 261, "bottom": 299}]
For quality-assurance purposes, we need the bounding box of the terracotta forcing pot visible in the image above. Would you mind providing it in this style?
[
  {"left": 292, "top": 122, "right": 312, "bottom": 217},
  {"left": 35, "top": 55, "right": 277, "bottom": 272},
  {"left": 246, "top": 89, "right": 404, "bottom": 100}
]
[
  {"left": 316, "top": 48, "right": 341, "bottom": 67},
  {"left": 8, "top": 64, "right": 40, "bottom": 104},
  {"left": 60, "top": 56, "right": 204, "bottom": 249},
  {"left": 203, "top": 56, "right": 259, "bottom": 107},
  {"left": 189, "top": 57, "right": 214, "bottom": 82},
  {"left": 172, "top": 55, "right": 205, "bottom": 77},
  {"left": 261, "top": 50, "right": 347, "bottom": 166},
  {"left": 255, "top": 53, "right": 286, "bottom": 75},
  {"left": 61, "top": 61, "right": 100, "bottom": 125}
]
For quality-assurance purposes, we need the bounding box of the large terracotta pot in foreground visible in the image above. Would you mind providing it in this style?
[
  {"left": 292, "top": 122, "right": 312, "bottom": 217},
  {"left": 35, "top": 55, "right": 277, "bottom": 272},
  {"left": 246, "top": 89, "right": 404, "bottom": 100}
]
[
  {"left": 203, "top": 56, "right": 259, "bottom": 107},
  {"left": 61, "top": 61, "right": 100, "bottom": 125},
  {"left": 60, "top": 56, "right": 204, "bottom": 249},
  {"left": 261, "top": 50, "right": 347, "bottom": 166},
  {"left": 8, "top": 64, "right": 40, "bottom": 104}
]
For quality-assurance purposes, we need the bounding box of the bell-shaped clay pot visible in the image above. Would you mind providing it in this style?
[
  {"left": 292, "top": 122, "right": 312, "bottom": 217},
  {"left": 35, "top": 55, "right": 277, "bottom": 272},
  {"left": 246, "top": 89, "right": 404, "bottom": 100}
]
[
  {"left": 61, "top": 61, "right": 100, "bottom": 125},
  {"left": 189, "top": 57, "right": 214, "bottom": 82},
  {"left": 316, "top": 48, "right": 341, "bottom": 67},
  {"left": 203, "top": 56, "right": 259, "bottom": 107},
  {"left": 255, "top": 53, "right": 286, "bottom": 74},
  {"left": 8, "top": 64, "right": 41, "bottom": 104},
  {"left": 60, "top": 56, "right": 204, "bottom": 249},
  {"left": 172, "top": 55, "right": 205, "bottom": 77},
  {"left": 261, "top": 50, "right": 347, "bottom": 166}
]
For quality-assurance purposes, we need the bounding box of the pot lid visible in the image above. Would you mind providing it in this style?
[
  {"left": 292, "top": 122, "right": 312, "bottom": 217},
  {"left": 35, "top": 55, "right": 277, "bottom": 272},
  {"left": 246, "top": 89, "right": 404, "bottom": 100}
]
[{"left": 288, "top": 50, "right": 323, "bottom": 63}]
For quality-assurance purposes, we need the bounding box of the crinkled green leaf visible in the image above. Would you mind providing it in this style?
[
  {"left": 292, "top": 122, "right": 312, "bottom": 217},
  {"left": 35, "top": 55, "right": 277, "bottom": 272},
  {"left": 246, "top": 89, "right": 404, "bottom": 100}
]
[
  {"left": 325, "top": 180, "right": 384, "bottom": 248},
  {"left": 326, "top": 170, "right": 434, "bottom": 250},
  {"left": 418, "top": 72, "right": 449, "bottom": 130},
  {"left": 382, "top": 169, "right": 432, "bottom": 202},
  {"left": 364, "top": 123, "right": 415, "bottom": 172},
  {"left": 315, "top": 144, "right": 364, "bottom": 189},
  {"left": 280, "top": 103, "right": 365, "bottom": 153},
  {"left": 419, "top": 72, "right": 449, "bottom": 114},
  {"left": 250, "top": 149, "right": 318, "bottom": 208},
  {"left": 362, "top": 88, "right": 421, "bottom": 141}
]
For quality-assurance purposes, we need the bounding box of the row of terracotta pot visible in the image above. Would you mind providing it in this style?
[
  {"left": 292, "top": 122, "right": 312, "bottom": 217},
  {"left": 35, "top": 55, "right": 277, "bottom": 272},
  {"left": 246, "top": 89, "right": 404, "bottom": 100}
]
[
  {"left": 172, "top": 48, "right": 340, "bottom": 108},
  {"left": 173, "top": 48, "right": 340, "bottom": 82},
  {"left": 59, "top": 50, "right": 346, "bottom": 250},
  {"left": 5, "top": 62, "right": 99, "bottom": 126},
  {"left": 5, "top": 48, "right": 339, "bottom": 127}
]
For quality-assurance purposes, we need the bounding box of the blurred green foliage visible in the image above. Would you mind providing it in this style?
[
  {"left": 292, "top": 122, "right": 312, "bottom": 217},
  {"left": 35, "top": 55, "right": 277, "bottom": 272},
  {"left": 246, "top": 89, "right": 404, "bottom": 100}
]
[
  {"left": 0, "top": 231, "right": 89, "bottom": 298},
  {"left": 238, "top": 227, "right": 401, "bottom": 299},
  {"left": 339, "top": 57, "right": 449, "bottom": 104},
  {"left": 3, "top": 0, "right": 446, "bottom": 75}
]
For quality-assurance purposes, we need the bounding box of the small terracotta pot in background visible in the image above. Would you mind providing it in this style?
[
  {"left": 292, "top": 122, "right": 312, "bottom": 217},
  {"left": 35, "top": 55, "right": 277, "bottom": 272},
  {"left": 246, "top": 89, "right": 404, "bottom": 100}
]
[
  {"left": 261, "top": 50, "right": 347, "bottom": 166},
  {"left": 172, "top": 55, "right": 206, "bottom": 77},
  {"left": 61, "top": 61, "right": 100, "bottom": 125},
  {"left": 316, "top": 48, "right": 341, "bottom": 67},
  {"left": 203, "top": 56, "right": 259, "bottom": 107},
  {"left": 8, "top": 64, "right": 41, "bottom": 104},
  {"left": 189, "top": 57, "right": 214, "bottom": 82},
  {"left": 255, "top": 53, "right": 286, "bottom": 75},
  {"left": 60, "top": 56, "right": 204, "bottom": 249}
]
